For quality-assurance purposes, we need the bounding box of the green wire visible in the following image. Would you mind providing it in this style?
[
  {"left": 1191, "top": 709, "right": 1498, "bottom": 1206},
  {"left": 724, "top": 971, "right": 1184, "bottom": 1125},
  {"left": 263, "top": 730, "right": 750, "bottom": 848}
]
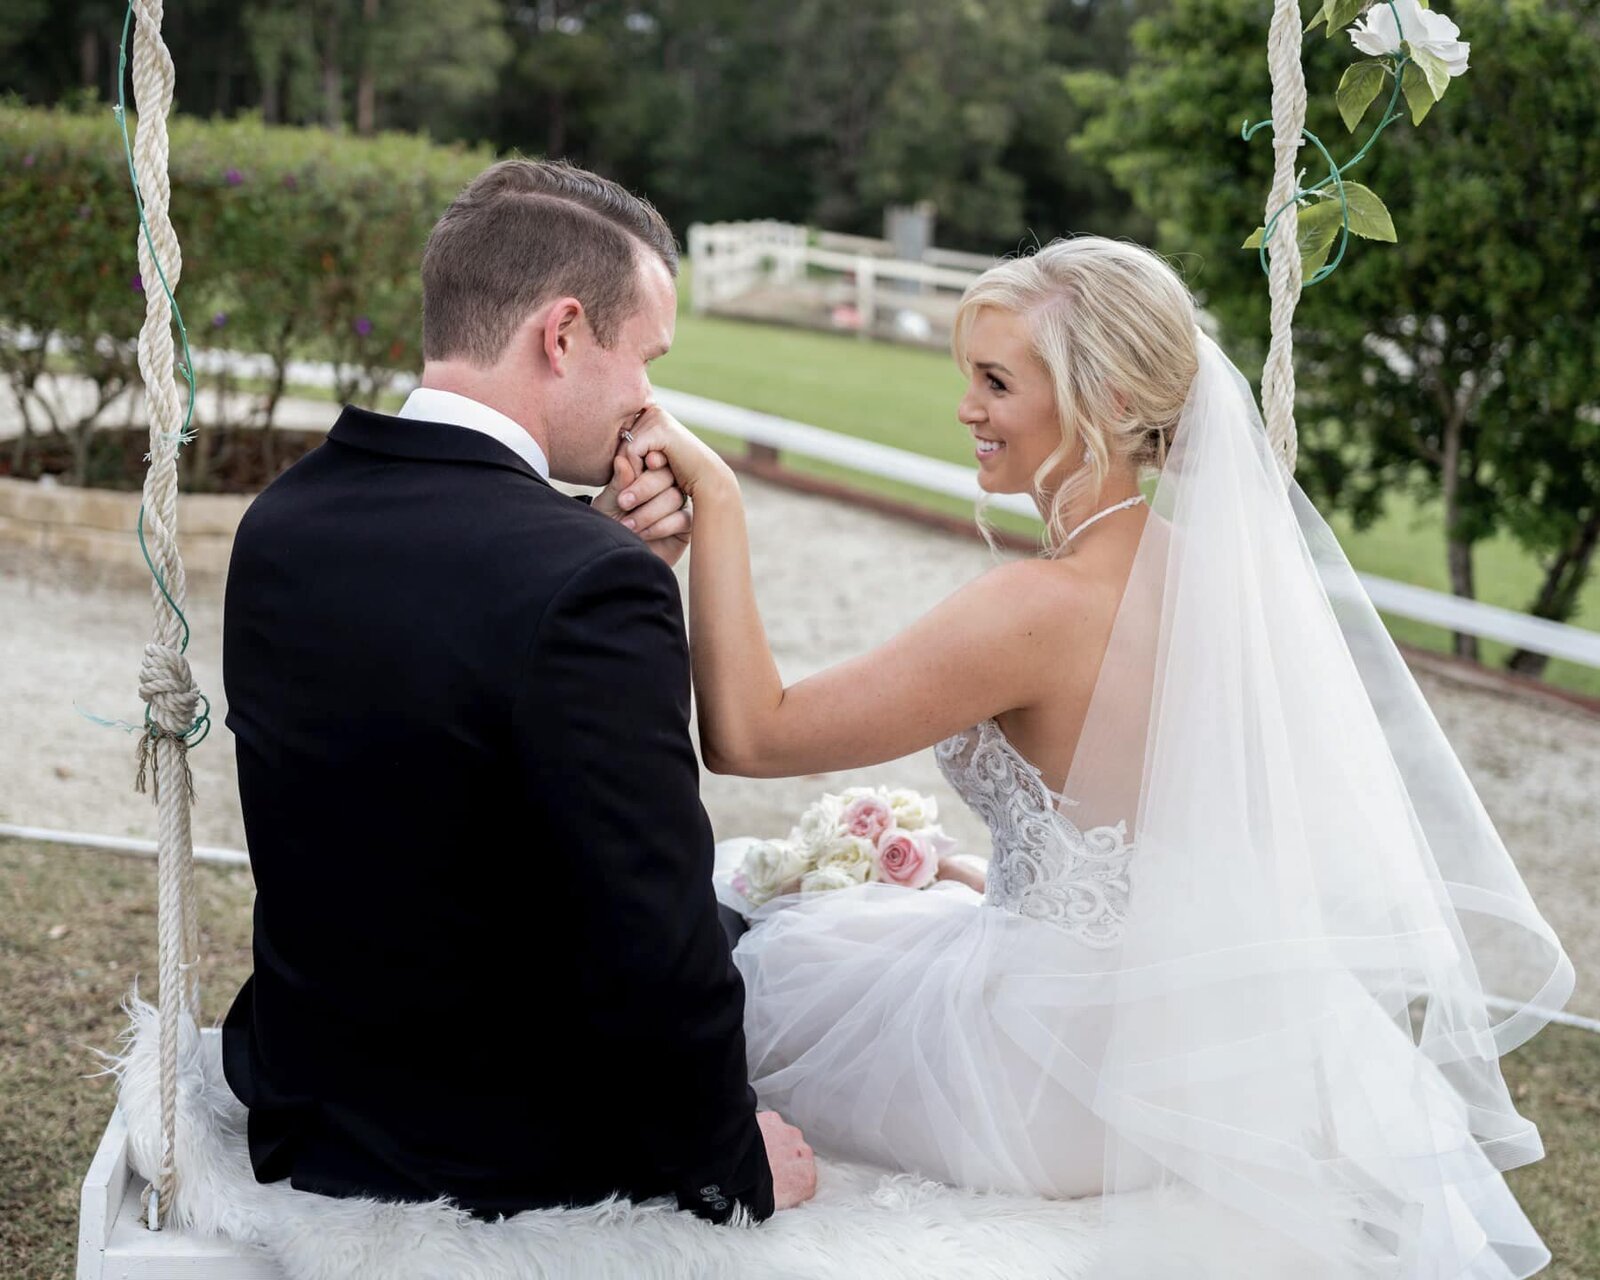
[
  {"left": 114, "top": 1, "right": 208, "bottom": 748},
  {"left": 1243, "top": 0, "right": 1413, "bottom": 286}
]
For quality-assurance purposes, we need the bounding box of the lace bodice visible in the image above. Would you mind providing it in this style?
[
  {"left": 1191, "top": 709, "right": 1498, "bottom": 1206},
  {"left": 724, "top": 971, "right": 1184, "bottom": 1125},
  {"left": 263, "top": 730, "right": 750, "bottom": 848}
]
[{"left": 934, "top": 718, "right": 1133, "bottom": 948}]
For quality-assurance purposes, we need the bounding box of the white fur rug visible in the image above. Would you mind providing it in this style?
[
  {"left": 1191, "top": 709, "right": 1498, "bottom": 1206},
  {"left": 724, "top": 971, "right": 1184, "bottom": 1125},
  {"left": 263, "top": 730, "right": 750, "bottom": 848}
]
[{"left": 105, "top": 994, "right": 1309, "bottom": 1280}]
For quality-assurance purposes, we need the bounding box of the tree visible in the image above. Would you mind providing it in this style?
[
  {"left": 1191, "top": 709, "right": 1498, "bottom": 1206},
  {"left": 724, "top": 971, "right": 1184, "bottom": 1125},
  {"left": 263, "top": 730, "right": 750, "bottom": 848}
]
[{"left": 1070, "top": 0, "right": 1600, "bottom": 669}]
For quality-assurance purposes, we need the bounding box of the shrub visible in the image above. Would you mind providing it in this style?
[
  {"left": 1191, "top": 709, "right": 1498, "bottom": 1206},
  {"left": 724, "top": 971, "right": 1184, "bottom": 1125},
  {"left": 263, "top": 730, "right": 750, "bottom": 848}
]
[{"left": 0, "top": 103, "right": 494, "bottom": 487}]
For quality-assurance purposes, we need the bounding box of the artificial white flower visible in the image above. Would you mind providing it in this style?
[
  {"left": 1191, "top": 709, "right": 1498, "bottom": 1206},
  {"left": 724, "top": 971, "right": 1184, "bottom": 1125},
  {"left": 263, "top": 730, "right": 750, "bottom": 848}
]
[
  {"left": 800, "top": 865, "right": 860, "bottom": 894},
  {"left": 815, "top": 834, "right": 875, "bottom": 882},
  {"left": 887, "top": 787, "right": 938, "bottom": 831},
  {"left": 1349, "top": 0, "right": 1469, "bottom": 76},
  {"left": 791, "top": 793, "right": 845, "bottom": 854},
  {"left": 739, "top": 839, "right": 808, "bottom": 906},
  {"left": 836, "top": 785, "right": 883, "bottom": 805}
]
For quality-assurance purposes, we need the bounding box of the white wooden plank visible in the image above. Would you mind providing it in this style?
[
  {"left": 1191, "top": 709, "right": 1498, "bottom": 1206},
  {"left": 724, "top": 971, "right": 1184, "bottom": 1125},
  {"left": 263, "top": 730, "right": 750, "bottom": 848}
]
[
  {"left": 102, "top": 1177, "right": 284, "bottom": 1278},
  {"left": 653, "top": 388, "right": 1037, "bottom": 521},
  {"left": 1357, "top": 574, "right": 1600, "bottom": 668},
  {"left": 78, "top": 1105, "right": 131, "bottom": 1279}
]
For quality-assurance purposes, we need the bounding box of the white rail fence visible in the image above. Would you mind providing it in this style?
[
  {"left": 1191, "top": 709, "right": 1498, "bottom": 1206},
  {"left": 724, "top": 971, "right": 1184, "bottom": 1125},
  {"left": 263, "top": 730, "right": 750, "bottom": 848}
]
[
  {"left": 655, "top": 387, "right": 1600, "bottom": 671},
  {"left": 6, "top": 329, "right": 1595, "bottom": 670},
  {"left": 686, "top": 220, "right": 991, "bottom": 340}
]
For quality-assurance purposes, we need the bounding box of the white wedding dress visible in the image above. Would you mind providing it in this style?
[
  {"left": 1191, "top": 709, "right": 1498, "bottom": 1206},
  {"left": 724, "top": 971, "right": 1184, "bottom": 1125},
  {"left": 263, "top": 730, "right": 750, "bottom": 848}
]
[
  {"left": 714, "top": 714, "right": 1134, "bottom": 1199},
  {"left": 708, "top": 331, "right": 1573, "bottom": 1277}
]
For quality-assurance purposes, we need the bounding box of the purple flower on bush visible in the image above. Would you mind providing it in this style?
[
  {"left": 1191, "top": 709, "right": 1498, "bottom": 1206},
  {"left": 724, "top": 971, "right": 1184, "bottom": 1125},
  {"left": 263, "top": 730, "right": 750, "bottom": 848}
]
[
  {"left": 131, "top": 273, "right": 144, "bottom": 294},
  {"left": 212, "top": 311, "right": 228, "bottom": 328},
  {"left": 352, "top": 315, "right": 373, "bottom": 337},
  {"left": 283, "top": 173, "right": 299, "bottom": 191},
  {"left": 224, "top": 167, "right": 244, "bottom": 187},
  {"left": 77, "top": 204, "right": 92, "bottom": 220},
  {"left": 22, "top": 152, "right": 35, "bottom": 168}
]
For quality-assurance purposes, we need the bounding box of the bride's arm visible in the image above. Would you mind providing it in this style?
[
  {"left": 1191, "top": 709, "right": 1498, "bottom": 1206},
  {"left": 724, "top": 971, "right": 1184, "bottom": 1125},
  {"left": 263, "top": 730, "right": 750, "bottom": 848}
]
[{"left": 622, "top": 410, "right": 1076, "bottom": 779}]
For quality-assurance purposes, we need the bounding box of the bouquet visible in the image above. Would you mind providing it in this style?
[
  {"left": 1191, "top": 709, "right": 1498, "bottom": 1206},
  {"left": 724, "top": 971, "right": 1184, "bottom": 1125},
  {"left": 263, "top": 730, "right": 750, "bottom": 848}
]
[{"left": 732, "top": 785, "right": 957, "bottom": 907}]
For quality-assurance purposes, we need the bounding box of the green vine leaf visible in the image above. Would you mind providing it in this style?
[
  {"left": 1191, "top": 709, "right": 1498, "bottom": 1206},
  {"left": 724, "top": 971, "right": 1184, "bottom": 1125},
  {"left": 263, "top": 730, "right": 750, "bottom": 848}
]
[
  {"left": 1242, "top": 198, "right": 1347, "bottom": 274},
  {"left": 1400, "top": 62, "right": 1438, "bottom": 123},
  {"left": 1336, "top": 61, "right": 1388, "bottom": 132},
  {"left": 1340, "top": 183, "right": 1397, "bottom": 241},
  {"left": 1322, "top": 0, "right": 1371, "bottom": 38}
]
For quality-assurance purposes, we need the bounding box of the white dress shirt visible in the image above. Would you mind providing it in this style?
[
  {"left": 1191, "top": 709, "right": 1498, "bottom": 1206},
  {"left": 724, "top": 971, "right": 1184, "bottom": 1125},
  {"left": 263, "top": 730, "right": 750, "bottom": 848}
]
[{"left": 396, "top": 387, "right": 550, "bottom": 481}]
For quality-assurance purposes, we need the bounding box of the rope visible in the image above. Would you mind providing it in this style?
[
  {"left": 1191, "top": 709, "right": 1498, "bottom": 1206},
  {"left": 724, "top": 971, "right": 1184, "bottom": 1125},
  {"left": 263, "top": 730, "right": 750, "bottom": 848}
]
[
  {"left": 1260, "top": 0, "right": 1307, "bottom": 480},
  {"left": 121, "top": 0, "right": 203, "bottom": 1232}
]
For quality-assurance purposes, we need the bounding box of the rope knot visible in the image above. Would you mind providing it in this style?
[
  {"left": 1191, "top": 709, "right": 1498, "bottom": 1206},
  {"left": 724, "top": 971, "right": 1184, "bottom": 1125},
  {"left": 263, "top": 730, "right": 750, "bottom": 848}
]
[
  {"left": 138, "top": 642, "right": 198, "bottom": 734},
  {"left": 135, "top": 643, "right": 205, "bottom": 803}
]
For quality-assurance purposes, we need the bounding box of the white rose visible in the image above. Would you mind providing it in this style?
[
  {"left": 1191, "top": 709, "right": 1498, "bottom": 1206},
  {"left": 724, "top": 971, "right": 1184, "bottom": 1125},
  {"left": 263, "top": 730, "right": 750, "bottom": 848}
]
[
  {"left": 793, "top": 794, "right": 845, "bottom": 854},
  {"left": 739, "top": 839, "right": 808, "bottom": 906},
  {"left": 1349, "top": 0, "right": 1469, "bottom": 76},
  {"left": 887, "top": 788, "right": 938, "bottom": 831},
  {"left": 815, "top": 835, "right": 874, "bottom": 882},
  {"left": 800, "top": 865, "right": 860, "bottom": 894}
]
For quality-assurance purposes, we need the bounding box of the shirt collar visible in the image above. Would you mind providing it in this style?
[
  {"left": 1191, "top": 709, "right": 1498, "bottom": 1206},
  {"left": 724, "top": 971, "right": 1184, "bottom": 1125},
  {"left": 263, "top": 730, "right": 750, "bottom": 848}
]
[{"left": 396, "top": 388, "right": 550, "bottom": 481}]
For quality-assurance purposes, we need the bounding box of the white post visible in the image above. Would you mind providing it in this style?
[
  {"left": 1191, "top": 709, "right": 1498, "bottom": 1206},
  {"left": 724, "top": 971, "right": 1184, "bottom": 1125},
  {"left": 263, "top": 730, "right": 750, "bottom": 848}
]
[
  {"left": 688, "top": 223, "right": 710, "bottom": 315},
  {"left": 857, "top": 258, "right": 877, "bottom": 339}
]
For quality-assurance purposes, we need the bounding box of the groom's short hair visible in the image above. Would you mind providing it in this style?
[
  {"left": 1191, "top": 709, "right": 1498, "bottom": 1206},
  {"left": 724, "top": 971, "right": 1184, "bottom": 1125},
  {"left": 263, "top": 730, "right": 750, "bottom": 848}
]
[{"left": 421, "top": 158, "right": 679, "bottom": 365}]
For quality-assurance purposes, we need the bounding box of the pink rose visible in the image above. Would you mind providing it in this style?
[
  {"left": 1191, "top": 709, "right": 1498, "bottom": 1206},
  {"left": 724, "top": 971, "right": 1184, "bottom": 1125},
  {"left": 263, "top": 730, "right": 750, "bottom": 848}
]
[
  {"left": 872, "top": 828, "right": 940, "bottom": 889},
  {"left": 842, "top": 795, "right": 894, "bottom": 843}
]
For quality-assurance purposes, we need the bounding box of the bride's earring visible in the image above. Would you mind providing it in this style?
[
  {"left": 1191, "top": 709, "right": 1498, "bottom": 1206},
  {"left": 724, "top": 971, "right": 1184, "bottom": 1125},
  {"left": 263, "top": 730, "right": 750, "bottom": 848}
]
[{"left": 1082, "top": 445, "right": 1092, "bottom": 466}]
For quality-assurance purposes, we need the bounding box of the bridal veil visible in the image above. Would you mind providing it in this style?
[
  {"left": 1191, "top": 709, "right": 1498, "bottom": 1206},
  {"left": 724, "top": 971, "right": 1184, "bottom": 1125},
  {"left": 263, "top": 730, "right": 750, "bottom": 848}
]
[{"left": 1057, "top": 329, "right": 1576, "bottom": 1276}]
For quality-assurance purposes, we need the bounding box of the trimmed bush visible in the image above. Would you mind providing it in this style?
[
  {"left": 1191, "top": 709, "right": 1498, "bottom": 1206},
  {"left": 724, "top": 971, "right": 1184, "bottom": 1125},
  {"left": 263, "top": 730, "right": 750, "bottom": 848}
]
[{"left": 0, "top": 103, "right": 494, "bottom": 487}]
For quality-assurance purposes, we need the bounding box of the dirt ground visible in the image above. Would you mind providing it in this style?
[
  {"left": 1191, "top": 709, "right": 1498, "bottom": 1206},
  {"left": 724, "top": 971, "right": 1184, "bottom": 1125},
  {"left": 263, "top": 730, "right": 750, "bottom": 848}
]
[{"left": 1, "top": 471, "right": 1594, "bottom": 1016}]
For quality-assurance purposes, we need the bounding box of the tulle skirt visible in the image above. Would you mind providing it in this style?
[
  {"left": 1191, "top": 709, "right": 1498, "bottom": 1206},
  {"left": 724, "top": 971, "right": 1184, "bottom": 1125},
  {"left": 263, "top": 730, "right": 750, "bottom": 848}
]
[
  {"left": 713, "top": 838, "right": 1557, "bottom": 1277},
  {"left": 714, "top": 837, "right": 1117, "bottom": 1200}
]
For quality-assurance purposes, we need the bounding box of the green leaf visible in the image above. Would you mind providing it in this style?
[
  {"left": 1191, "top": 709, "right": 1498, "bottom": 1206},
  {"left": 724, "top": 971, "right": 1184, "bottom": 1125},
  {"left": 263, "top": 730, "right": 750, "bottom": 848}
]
[
  {"left": 1401, "top": 61, "right": 1437, "bottom": 123},
  {"left": 1408, "top": 44, "right": 1452, "bottom": 99},
  {"left": 1323, "top": 0, "right": 1370, "bottom": 38},
  {"left": 1297, "top": 199, "right": 1348, "bottom": 271},
  {"left": 1337, "top": 61, "right": 1388, "bottom": 132},
  {"left": 1338, "top": 182, "right": 1398, "bottom": 241},
  {"left": 1242, "top": 199, "right": 1346, "bottom": 275}
]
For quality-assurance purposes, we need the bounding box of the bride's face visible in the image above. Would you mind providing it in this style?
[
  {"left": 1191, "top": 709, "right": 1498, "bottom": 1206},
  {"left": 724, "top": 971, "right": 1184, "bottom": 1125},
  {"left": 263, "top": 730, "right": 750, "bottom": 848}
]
[{"left": 957, "top": 308, "right": 1065, "bottom": 496}]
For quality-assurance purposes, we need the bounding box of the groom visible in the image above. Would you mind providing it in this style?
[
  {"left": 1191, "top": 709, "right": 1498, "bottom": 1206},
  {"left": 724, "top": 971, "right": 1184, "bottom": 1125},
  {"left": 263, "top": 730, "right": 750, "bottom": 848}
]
[{"left": 220, "top": 158, "right": 815, "bottom": 1225}]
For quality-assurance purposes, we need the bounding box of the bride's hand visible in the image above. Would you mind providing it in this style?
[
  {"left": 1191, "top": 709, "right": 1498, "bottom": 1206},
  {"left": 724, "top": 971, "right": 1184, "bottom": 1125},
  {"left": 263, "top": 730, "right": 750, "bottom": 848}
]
[
  {"left": 936, "top": 854, "right": 987, "bottom": 894},
  {"left": 619, "top": 405, "right": 735, "bottom": 500}
]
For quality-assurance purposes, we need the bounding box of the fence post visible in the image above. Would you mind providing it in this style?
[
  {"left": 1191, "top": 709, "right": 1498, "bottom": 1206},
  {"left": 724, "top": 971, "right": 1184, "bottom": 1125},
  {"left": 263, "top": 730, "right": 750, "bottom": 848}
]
[
  {"left": 688, "top": 224, "right": 710, "bottom": 315},
  {"left": 858, "top": 259, "right": 877, "bottom": 339}
]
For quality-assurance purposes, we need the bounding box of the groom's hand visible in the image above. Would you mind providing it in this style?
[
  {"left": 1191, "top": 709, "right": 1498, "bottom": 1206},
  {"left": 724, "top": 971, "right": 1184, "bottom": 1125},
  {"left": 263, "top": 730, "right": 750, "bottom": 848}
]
[{"left": 592, "top": 449, "right": 692, "bottom": 568}]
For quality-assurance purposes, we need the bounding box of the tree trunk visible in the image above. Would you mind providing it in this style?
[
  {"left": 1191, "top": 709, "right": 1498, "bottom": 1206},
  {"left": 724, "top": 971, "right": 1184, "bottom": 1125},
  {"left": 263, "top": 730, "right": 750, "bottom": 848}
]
[
  {"left": 262, "top": 70, "right": 280, "bottom": 124},
  {"left": 322, "top": 6, "right": 342, "bottom": 129},
  {"left": 1438, "top": 398, "right": 1479, "bottom": 662},
  {"left": 71, "top": 423, "right": 94, "bottom": 487},
  {"left": 357, "top": 0, "right": 379, "bottom": 136},
  {"left": 548, "top": 90, "right": 566, "bottom": 157},
  {"left": 1507, "top": 508, "right": 1600, "bottom": 677},
  {"left": 6, "top": 381, "right": 35, "bottom": 476},
  {"left": 79, "top": 28, "right": 99, "bottom": 92}
]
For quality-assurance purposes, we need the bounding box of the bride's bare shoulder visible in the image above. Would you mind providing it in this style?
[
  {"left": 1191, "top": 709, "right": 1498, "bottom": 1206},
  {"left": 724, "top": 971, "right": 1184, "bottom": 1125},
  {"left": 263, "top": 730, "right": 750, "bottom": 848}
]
[{"left": 962, "top": 556, "right": 1108, "bottom": 645}]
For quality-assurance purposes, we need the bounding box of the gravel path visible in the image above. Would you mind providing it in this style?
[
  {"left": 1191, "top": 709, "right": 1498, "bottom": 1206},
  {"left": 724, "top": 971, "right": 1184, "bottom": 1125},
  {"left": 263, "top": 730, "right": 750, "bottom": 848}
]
[{"left": 2, "top": 474, "right": 1594, "bottom": 1015}]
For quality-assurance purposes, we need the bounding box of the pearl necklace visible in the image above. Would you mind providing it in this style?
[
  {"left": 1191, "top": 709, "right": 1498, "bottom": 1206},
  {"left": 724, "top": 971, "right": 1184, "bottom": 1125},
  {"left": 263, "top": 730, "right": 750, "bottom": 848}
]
[{"left": 1065, "top": 494, "right": 1146, "bottom": 543}]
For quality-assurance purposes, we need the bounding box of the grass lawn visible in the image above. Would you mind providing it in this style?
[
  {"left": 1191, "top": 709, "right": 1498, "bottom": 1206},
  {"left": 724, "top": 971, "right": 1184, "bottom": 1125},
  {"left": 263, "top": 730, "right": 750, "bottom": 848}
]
[
  {"left": 653, "top": 312, "right": 1600, "bottom": 697},
  {"left": 4, "top": 836, "right": 1597, "bottom": 1278}
]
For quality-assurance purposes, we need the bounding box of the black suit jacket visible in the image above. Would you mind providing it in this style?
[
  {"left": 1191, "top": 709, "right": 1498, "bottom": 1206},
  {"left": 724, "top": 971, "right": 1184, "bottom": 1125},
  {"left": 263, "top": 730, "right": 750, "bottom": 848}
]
[{"left": 219, "top": 405, "right": 773, "bottom": 1225}]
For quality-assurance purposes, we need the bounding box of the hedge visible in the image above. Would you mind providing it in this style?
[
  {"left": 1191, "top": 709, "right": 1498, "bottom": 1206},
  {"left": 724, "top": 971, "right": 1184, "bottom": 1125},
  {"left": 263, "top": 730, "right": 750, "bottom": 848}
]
[{"left": 0, "top": 103, "right": 494, "bottom": 486}]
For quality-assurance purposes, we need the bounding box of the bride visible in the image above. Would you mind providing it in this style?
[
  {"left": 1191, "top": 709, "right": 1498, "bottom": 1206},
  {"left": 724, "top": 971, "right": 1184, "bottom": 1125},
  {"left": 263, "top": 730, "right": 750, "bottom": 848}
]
[{"left": 620, "top": 237, "right": 1574, "bottom": 1276}]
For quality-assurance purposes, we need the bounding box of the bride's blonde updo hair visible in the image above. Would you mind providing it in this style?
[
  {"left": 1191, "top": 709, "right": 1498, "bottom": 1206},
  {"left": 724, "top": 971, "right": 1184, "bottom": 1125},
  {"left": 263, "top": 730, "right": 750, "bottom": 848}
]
[{"left": 951, "top": 236, "right": 1200, "bottom": 556}]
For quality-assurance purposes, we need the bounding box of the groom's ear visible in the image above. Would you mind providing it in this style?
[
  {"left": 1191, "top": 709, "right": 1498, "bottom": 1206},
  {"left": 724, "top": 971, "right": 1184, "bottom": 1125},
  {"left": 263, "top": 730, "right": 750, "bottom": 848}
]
[{"left": 541, "top": 297, "right": 585, "bottom": 376}]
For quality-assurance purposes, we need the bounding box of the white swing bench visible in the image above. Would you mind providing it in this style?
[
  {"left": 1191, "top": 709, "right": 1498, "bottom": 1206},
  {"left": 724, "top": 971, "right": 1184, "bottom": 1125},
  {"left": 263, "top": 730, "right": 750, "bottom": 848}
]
[{"left": 78, "top": 1002, "right": 1246, "bottom": 1280}]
